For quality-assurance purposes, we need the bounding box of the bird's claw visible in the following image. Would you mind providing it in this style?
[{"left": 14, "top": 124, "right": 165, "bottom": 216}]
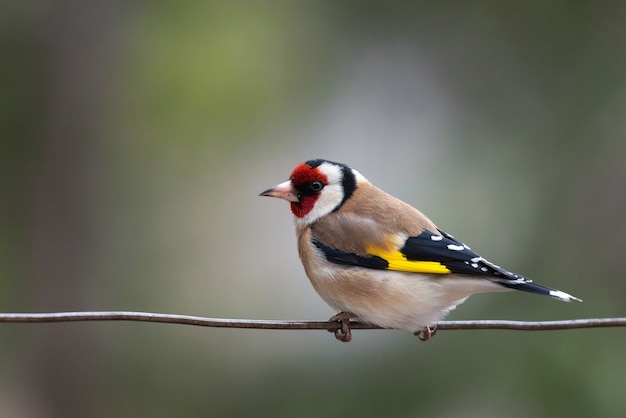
[
  {"left": 328, "top": 312, "right": 355, "bottom": 343},
  {"left": 415, "top": 325, "right": 437, "bottom": 341}
]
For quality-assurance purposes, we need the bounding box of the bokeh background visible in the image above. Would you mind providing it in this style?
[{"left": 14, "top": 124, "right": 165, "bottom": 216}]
[{"left": 2, "top": 1, "right": 626, "bottom": 417}]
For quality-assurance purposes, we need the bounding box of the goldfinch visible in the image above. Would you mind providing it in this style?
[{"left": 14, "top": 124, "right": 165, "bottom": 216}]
[{"left": 260, "top": 159, "right": 581, "bottom": 342}]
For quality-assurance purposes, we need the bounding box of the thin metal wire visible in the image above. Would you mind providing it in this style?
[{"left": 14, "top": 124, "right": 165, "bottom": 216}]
[{"left": 1, "top": 311, "right": 624, "bottom": 332}]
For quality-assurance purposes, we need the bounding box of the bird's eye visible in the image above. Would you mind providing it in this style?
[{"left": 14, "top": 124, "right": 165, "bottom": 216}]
[{"left": 310, "top": 180, "right": 324, "bottom": 192}]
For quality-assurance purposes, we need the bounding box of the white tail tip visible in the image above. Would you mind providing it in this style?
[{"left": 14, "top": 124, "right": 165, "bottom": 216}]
[{"left": 549, "top": 289, "right": 583, "bottom": 302}]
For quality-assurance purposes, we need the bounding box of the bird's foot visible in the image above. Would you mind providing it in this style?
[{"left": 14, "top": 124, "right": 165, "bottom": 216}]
[
  {"left": 328, "top": 312, "right": 356, "bottom": 343},
  {"left": 414, "top": 324, "right": 437, "bottom": 342}
]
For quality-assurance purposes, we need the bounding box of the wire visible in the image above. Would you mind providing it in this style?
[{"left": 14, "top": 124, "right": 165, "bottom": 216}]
[{"left": 1, "top": 311, "right": 624, "bottom": 333}]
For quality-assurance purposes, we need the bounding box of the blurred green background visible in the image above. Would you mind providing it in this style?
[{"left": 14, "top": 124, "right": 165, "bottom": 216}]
[{"left": 1, "top": 1, "right": 625, "bottom": 417}]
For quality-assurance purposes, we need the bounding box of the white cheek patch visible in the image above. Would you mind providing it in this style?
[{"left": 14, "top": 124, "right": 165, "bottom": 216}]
[{"left": 317, "top": 183, "right": 344, "bottom": 211}]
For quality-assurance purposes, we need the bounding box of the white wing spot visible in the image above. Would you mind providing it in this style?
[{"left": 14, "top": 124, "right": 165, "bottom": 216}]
[
  {"left": 447, "top": 244, "right": 465, "bottom": 251},
  {"left": 431, "top": 235, "right": 443, "bottom": 241},
  {"left": 481, "top": 267, "right": 488, "bottom": 272},
  {"left": 471, "top": 263, "right": 479, "bottom": 268}
]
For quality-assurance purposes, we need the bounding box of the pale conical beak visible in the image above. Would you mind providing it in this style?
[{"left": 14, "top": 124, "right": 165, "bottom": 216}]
[{"left": 259, "top": 180, "right": 300, "bottom": 203}]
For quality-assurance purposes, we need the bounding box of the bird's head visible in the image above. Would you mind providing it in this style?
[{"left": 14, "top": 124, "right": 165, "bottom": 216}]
[{"left": 260, "top": 159, "right": 362, "bottom": 225}]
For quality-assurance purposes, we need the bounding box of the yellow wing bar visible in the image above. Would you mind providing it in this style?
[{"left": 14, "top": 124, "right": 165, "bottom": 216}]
[{"left": 366, "top": 246, "right": 451, "bottom": 274}]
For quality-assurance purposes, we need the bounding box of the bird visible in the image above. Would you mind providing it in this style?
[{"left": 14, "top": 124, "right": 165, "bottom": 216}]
[{"left": 260, "top": 159, "right": 581, "bottom": 342}]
